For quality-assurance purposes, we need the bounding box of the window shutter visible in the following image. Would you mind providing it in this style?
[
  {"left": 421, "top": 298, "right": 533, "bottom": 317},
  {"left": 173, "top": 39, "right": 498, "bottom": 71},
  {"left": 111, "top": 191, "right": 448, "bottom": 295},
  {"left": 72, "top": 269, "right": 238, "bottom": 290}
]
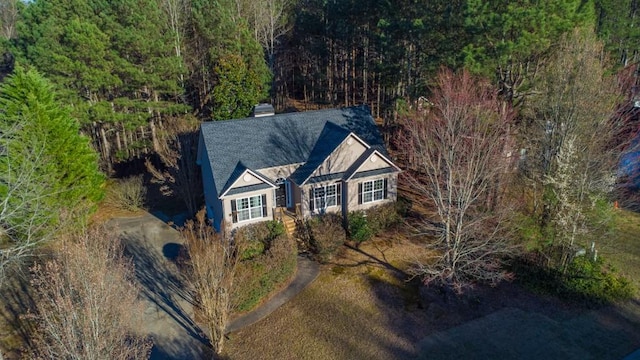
[
  {"left": 309, "top": 188, "right": 315, "bottom": 211},
  {"left": 261, "top": 194, "right": 267, "bottom": 217},
  {"left": 336, "top": 182, "right": 342, "bottom": 206},
  {"left": 383, "top": 178, "right": 388, "bottom": 199},
  {"left": 231, "top": 199, "right": 238, "bottom": 223},
  {"left": 358, "top": 183, "right": 362, "bottom": 205}
]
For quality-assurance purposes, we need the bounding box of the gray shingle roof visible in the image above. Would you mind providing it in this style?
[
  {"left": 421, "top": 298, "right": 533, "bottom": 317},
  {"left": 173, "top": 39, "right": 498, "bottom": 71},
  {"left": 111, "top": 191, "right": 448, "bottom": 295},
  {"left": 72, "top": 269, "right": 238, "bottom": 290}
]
[{"left": 199, "top": 105, "right": 387, "bottom": 197}]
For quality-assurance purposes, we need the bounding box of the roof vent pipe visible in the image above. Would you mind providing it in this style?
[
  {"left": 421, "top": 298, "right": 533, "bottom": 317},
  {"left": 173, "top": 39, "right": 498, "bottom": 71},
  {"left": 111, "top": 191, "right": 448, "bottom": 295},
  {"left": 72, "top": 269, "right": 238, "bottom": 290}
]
[{"left": 252, "top": 103, "right": 275, "bottom": 117}]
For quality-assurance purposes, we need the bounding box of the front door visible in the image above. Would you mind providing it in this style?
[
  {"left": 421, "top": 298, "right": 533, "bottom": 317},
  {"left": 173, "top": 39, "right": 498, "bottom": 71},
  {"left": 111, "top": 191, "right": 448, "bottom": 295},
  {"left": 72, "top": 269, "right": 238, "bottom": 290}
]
[{"left": 275, "top": 183, "right": 287, "bottom": 207}]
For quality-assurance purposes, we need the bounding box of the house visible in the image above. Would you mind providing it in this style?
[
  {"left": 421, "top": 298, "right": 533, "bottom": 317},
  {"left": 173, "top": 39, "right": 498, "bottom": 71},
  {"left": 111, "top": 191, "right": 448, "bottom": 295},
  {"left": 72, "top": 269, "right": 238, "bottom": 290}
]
[{"left": 196, "top": 105, "right": 401, "bottom": 230}]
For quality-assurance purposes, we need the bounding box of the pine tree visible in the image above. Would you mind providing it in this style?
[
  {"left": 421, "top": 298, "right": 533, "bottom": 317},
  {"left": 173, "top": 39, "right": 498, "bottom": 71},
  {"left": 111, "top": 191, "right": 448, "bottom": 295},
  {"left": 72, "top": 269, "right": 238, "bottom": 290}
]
[{"left": 0, "top": 68, "right": 104, "bottom": 227}]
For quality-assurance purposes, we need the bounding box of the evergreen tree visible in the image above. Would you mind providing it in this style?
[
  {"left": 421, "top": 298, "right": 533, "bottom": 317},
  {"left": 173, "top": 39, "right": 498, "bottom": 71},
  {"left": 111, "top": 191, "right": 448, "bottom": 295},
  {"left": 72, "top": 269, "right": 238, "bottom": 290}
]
[
  {"left": 463, "top": 0, "right": 595, "bottom": 104},
  {"left": 0, "top": 68, "right": 104, "bottom": 227},
  {"left": 595, "top": 0, "right": 640, "bottom": 66},
  {"left": 188, "top": 0, "right": 271, "bottom": 119}
]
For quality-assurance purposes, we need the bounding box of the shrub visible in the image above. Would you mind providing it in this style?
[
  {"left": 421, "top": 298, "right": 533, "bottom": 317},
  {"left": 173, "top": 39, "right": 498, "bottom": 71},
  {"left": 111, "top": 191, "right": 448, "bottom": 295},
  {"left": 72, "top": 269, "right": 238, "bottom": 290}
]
[
  {"left": 235, "top": 221, "right": 287, "bottom": 259},
  {"left": 304, "top": 213, "right": 346, "bottom": 263},
  {"left": 239, "top": 238, "right": 265, "bottom": 261},
  {"left": 266, "top": 220, "right": 286, "bottom": 242},
  {"left": 233, "top": 226, "right": 297, "bottom": 312},
  {"left": 348, "top": 211, "right": 372, "bottom": 244},
  {"left": 366, "top": 202, "right": 402, "bottom": 234},
  {"left": 563, "top": 256, "right": 634, "bottom": 304},
  {"left": 347, "top": 203, "right": 402, "bottom": 244},
  {"left": 104, "top": 175, "right": 146, "bottom": 211},
  {"left": 512, "top": 213, "right": 545, "bottom": 250},
  {"left": 235, "top": 222, "right": 269, "bottom": 260},
  {"left": 513, "top": 252, "right": 635, "bottom": 305}
]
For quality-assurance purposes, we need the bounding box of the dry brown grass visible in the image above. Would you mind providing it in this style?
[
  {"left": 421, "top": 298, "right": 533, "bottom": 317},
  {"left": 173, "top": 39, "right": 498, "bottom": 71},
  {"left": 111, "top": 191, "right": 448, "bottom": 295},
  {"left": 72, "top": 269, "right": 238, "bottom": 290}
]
[
  {"left": 89, "top": 202, "right": 146, "bottom": 225},
  {"left": 223, "top": 233, "right": 436, "bottom": 360}
]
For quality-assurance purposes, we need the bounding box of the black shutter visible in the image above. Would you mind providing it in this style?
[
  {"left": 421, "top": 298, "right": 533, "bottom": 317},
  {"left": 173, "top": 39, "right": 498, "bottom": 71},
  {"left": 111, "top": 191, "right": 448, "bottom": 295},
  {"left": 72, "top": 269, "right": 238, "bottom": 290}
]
[
  {"left": 336, "top": 183, "right": 342, "bottom": 206},
  {"left": 383, "top": 178, "right": 388, "bottom": 199},
  {"left": 358, "top": 183, "right": 363, "bottom": 204},
  {"left": 231, "top": 199, "right": 238, "bottom": 223},
  {"left": 309, "top": 187, "right": 314, "bottom": 211},
  {"left": 261, "top": 194, "right": 267, "bottom": 217}
]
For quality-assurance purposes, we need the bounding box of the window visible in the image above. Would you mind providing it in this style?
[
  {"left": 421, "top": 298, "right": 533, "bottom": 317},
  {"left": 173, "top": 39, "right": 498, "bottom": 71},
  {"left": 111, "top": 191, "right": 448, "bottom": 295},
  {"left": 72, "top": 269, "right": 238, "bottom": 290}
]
[
  {"left": 359, "top": 178, "right": 387, "bottom": 204},
  {"left": 232, "top": 194, "right": 267, "bottom": 223},
  {"left": 309, "top": 183, "right": 341, "bottom": 211}
]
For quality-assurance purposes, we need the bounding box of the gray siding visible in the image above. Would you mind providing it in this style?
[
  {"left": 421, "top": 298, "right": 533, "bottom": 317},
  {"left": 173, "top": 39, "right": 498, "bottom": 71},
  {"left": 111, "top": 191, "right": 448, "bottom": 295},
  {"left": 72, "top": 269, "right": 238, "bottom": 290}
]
[{"left": 200, "top": 154, "right": 224, "bottom": 231}]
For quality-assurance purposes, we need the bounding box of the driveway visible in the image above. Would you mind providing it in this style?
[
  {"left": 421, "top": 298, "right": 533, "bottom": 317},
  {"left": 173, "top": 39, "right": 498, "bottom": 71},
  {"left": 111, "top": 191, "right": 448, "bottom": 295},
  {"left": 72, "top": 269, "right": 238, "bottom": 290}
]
[
  {"left": 110, "top": 214, "right": 208, "bottom": 360},
  {"left": 416, "top": 306, "right": 640, "bottom": 360}
]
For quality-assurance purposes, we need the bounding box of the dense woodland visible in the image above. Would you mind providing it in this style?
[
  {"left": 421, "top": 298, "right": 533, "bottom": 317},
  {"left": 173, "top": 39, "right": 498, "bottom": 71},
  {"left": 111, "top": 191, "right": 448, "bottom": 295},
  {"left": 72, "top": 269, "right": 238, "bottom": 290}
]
[
  {"left": 1, "top": 0, "right": 640, "bottom": 357},
  {"left": 0, "top": 0, "right": 639, "bottom": 171}
]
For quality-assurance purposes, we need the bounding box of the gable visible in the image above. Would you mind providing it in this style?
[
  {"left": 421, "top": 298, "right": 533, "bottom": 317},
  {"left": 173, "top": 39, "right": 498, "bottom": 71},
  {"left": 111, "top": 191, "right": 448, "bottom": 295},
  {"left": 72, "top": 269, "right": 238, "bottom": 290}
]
[
  {"left": 307, "top": 133, "right": 369, "bottom": 181},
  {"left": 345, "top": 149, "right": 401, "bottom": 181},
  {"left": 229, "top": 170, "right": 265, "bottom": 188},
  {"left": 220, "top": 168, "right": 276, "bottom": 198}
]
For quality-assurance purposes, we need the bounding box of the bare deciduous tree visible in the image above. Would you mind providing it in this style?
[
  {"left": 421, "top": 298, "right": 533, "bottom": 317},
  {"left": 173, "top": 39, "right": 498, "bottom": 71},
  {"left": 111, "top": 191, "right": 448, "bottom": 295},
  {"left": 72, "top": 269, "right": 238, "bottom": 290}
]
[
  {"left": 399, "top": 68, "right": 517, "bottom": 292},
  {"left": 145, "top": 117, "right": 202, "bottom": 215},
  {"left": 0, "top": 0, "right": 18, "bottom": 40},
  {"left": 0, "top": 134, "right": 54, "bottom": 286},
  {"left": 235, "top": 0, "right": 294, "bottom": 70},
  {"left": 161, "top": 0, "right": 189, "bottom": 86},
  {"left": 28, "top": 226, "right": 151, "bottom": 360},
  {"left": 181, "top": 210, "right": 242, "bottom": 354},
  {"left": 523, "top": 28, "right": 622, "bottom": 269}
]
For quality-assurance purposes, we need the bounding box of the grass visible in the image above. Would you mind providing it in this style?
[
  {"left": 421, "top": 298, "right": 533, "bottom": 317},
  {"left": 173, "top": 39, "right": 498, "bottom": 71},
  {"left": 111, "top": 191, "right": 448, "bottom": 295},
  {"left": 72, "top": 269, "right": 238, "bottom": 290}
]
[
  {"left": 222, "top": 208, "right": 640, "bottom": 360},
  {"left": 223, "top": 234, "right": 435, "bottom": 360},
  {"left": 601, "top": 209, "right": 640, "bottom": 291}
]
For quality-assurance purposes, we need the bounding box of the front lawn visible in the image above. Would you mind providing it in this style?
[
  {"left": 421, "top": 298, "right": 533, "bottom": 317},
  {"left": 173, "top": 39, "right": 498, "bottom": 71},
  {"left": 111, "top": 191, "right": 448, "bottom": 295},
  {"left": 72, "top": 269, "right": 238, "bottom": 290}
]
[
  {"left": 224, "top": 234, "right": 434, "bottom": 359},
  {"left": 601, "top": 209, "right": 640, "bottom": 290}
]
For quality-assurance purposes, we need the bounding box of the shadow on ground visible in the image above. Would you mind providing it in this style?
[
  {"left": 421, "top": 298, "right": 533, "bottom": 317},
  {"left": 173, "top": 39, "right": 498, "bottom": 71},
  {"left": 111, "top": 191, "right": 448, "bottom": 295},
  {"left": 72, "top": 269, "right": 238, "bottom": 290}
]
[
  {"left": 122, "top": 235, "right": 201, "bottom": 339},
  {"left": 113, "top": 216, "right": 210, "bottom": 360},
  {"left": 0, "top": 273, "right": 37, "bottom": 357}
]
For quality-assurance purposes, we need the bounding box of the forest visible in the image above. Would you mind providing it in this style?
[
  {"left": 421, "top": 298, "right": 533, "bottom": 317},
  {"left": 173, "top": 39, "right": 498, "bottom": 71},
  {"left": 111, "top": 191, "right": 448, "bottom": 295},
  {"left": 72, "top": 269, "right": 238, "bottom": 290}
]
[
  {"left": 1, "top": 0, "right": 640, "bottom": 358},
  {"left": 0, "top": 0, "right": 638, "bottom": 172}
]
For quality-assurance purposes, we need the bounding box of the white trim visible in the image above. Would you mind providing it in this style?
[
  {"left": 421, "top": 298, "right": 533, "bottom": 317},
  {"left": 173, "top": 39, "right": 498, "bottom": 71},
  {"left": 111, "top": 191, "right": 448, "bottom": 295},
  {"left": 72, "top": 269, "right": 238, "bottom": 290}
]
[
  {"left": 235, "top": 195, "right": 265, "bottom": 223},
  {"left": 220, "top": 168, "right": 277, "bottom": 198},
  {"left": 345, "top": 149, "right": 401, "bottom": 181},
  {"left": 361, "top": 178, "right": 385, "bottom": 204}
]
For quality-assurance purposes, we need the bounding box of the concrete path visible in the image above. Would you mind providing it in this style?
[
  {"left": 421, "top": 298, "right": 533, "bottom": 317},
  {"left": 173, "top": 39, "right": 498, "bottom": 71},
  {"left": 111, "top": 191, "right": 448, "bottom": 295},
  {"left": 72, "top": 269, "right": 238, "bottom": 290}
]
[{"left": 226, "top": 256, "right": 320, "bottom": 333}]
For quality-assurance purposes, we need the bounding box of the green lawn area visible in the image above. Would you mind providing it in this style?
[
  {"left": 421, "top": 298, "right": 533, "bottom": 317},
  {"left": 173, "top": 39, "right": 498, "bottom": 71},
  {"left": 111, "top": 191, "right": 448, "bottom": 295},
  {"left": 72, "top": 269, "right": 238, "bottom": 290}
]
[{"left": 601, "top": 209, "right": 640, "bottom": 291}]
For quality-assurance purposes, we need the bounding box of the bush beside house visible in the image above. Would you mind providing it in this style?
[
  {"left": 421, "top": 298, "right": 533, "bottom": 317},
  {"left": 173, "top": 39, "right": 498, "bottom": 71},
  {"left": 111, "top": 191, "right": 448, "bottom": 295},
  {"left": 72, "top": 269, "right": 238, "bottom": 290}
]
[
  {"left": 348, "top": 202, "right": 403, "bottom": 245},
  {"left": 233, "top": 221, "right": 297, "bottom": 312},
  {"left": 296, "top": 213, "right": 346, "bottom": 263}
]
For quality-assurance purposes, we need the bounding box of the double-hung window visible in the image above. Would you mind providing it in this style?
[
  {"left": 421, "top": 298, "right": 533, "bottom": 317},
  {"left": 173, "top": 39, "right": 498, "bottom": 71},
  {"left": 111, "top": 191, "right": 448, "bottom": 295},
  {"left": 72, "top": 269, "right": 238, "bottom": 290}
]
[
  {"left": 232, "top": 194, "right": 267, "bottom": 223},
  {"left": 309, "top": 183, "right": 341, "bottom": 211},
  {"left": 359, "top": 178, "right": 387, "bottom": 204}
]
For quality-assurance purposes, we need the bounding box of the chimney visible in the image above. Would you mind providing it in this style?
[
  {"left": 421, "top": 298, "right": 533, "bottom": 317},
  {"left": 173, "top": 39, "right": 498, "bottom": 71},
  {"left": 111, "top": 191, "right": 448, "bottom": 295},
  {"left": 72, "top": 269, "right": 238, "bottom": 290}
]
[{"left": 252, "top": 103, "right": 275, "bottom": 117}]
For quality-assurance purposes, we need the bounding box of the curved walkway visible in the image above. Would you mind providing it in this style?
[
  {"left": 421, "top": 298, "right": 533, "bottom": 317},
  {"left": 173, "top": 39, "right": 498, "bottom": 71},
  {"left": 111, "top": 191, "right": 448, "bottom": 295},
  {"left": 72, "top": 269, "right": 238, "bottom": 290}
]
[{"left": 226, "top": 256, "right": 320, "bottom": 333}]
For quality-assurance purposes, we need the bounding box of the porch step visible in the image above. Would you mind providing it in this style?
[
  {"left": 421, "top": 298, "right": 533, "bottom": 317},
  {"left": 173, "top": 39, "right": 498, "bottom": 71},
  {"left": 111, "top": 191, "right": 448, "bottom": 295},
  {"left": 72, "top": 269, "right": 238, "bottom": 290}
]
[{"left": 281, "top": 215, "right": 297, "bottom": 237}]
